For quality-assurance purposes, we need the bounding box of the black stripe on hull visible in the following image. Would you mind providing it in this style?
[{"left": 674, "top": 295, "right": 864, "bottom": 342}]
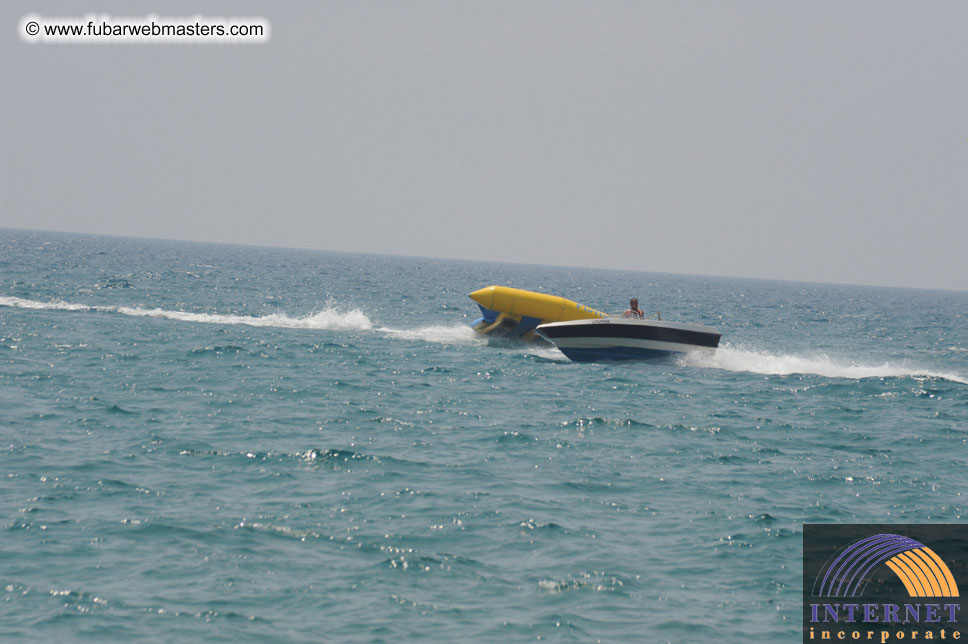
[{"left": 539, "top": 323, "right": 720, "bottom": 348}]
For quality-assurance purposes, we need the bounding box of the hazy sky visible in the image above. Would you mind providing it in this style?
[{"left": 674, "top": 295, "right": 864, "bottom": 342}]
[{"left": 4, "top": 1, "right": 967, "bottom": 290}]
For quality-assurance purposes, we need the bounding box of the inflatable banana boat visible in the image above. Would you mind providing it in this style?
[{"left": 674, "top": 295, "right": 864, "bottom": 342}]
[{"left": 469, "top": 285, "right": 607, "bottom": 339}]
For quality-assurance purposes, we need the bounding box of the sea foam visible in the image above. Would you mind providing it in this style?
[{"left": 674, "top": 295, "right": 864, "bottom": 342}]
[
  {"left": 680, "top": 342, "right": 968, "bottom": 384},
  {"left": 377, "top": 324, "right": 482, "bottom": 345},
  {"left": 1, "top": 296, "right": 480, "bottom": 346},
  {"left": 0, "top": 296, "right": 373, "bottom": 331},
  {"left": 3, "top": 296, "right": 965, "bottom": 381}
]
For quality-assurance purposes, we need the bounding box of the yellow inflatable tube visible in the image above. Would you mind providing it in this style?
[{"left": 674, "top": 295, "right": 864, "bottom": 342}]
[{"left": 469, "top": 286, "right": 607, "bottom": 336}]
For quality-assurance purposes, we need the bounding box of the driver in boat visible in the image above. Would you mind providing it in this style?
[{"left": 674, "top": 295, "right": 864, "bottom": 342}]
[{"left": 623, "top": 298, "right": 645, "bottom": 318}]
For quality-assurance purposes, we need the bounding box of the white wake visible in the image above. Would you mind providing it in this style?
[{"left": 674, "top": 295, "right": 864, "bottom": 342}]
[
  {"left": 0, "top": 295, "right": 481, "bottom": 345},
  {"left": 3, "top": 296, "right": 966, "bottom": 381},
  {"left": 680, "top": 342, "right": 968, "bottom": 384},
  {"left": 0, "top": 295, "right": 372, "bottom": 331},
  {"left": 376, "top": 324, "right": 483, "bottom": 345}
]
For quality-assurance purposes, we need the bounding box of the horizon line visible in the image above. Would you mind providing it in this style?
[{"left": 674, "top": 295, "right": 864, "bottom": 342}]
[{"left": 2, "top": 225, "right": 965, "bottom": 295}]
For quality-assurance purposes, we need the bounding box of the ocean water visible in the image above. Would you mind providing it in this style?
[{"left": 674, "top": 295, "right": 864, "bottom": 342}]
[{"left": 1, "top": 228, "right": 966, "bottom": 643}]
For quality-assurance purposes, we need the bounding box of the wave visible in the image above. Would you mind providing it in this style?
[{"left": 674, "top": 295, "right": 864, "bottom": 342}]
[
  {"left": 521, "top": 343, "right": 569, "bottom": 361},
  {"left": 680, "top": 342, "right": 968, "bottom": 384},
  {"left": 376, "top": 324, "right": 482, "bottom": 345},
  {"left": 0, "top": 295, "right": 372, "bottom": 331},
  {"left": 5, "top": 296, "right": 964, "bottom": 381},
  {"left": 0, "top": 296, "right": 92, "bottom": 312},
  {"left": 1, "top": 296, "right": 487, "bottom": 347},
  {"left": 113, "top": 305, "right": 373, "bottom": 331},
  {"left": 1, "top": 295, "right": 499, "bottom": 346}
]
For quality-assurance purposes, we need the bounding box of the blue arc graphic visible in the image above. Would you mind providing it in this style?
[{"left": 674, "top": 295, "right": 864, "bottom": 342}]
[{"left": 817, "top": 534, "right": 926, "bottom": 597}]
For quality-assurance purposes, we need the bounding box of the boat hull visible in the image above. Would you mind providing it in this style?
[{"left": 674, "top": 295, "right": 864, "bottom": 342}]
[{"left": 536, "top": 317, "right": 720, "bottom": 362}]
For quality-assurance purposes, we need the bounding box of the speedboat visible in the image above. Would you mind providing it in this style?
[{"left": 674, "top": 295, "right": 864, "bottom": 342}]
[{"left": 535, "top": 317, "right": 721, "bottom": 362}]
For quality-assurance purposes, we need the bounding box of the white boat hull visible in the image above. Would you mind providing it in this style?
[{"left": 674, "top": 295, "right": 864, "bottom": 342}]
[{"left": 535, "top": 317, "right": 721, "bottom": 362}]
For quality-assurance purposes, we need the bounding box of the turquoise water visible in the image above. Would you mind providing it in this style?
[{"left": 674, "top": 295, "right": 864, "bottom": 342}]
[{"left": 1, "top": 229, "right": 966, "bottom": 642}]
